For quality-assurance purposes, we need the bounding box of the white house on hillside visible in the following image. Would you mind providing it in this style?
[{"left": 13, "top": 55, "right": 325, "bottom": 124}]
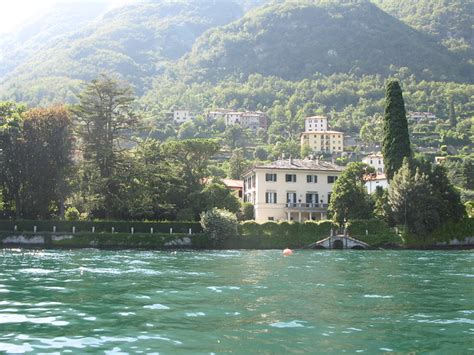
[
  {"left": 207, "top": 109, "right": 268, "bottom": 130},
  {"left": 300, "top": 116, "right": 344, "bottom": 154},
  {"left": 364, "top": 174, "right": 389, "bottom": 194},
  {"left": 173, "top": 110, "right": 195, "bottom": 124},
  {"left": 305, "top": 116, "right": 328, "bottom": 132},
  {"left": 362, "top": 153, "right": 384, "bottom": 173}
]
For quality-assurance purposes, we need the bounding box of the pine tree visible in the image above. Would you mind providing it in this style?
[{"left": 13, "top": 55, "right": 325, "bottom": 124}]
[
  {"left": 448, "top": 97, "right": 457, "bottom": 127},
  {"left": 74, "top": 75, "right": 139, "bottom": 218},
  {"left": 382, "top": 80, "right": 411, "bottom": 181},
  {"left": 388, "top": 159, "right": 440, "bottom": 236}
]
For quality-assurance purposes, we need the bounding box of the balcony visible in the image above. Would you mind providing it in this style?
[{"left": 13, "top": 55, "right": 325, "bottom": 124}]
[{"left": 285, "top": 203, "right": 328, "bottom": 210}]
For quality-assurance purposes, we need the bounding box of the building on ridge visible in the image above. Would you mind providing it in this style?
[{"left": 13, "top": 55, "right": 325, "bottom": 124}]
[
  {"left": 242, "top": 158, "right": 344, "bottom": 222},
  {"left": 364, "top": 173, "right": 389, "bottom": 194},
  {"left": 173, "top": 110, "right": 195, "bottom": 124},
  {"left": 362, "top": 153, "right": 384, "bottom": 173},
  {"left": 300, "top": 116, "right": 344, "bottom": 154},
  {"left": 207, "top": 109, "right": 268, "bottom": 131}
]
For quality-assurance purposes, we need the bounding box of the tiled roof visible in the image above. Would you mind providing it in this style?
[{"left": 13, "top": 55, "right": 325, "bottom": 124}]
[
  {"left": 363, "top": 173, "right": 387, "bottom": 181},
  {"left": 253, "top": 159, "right": 344, "bottom": 172},
  {"left": 305, "top": 116, "right": 327, "bottom": 120},
  {"left": 221, "top": 178, "right": 243, "bottom": 189},
  {"left": 301, "top": 130, "right": 344, "bottom": 134},
  {"left": 363, "top": 152, "right": 383, "bottom": 158}
]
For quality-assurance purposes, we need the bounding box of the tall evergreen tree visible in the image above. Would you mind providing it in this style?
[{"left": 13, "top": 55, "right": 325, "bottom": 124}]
[
  {"left": 382, "top": 80, "right": 411, "bottom": 181},
  {"left": 74, "top": 75, "right": 139, "bottom": 218}
]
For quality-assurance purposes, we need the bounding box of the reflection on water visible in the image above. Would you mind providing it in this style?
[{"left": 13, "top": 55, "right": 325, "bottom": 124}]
[{"left": 0, "top": 249, "right": 473, "bottom": 353}]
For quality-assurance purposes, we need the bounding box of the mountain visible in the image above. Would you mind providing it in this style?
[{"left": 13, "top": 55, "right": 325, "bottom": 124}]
[
  {"left": 372, "top": 0, "right": 473, "bottom": 55},
  {"left": 0, "top": 0, "right": 243, "bottom": 106},
  {"left": 0, "top": 0, "right": 472, "bottom": 107},
  {"left": 179, "top": 1, "right": 471, "bottom": 83},
  {"left": 0, "top": 2, "right": 109, "bottom": 79}
]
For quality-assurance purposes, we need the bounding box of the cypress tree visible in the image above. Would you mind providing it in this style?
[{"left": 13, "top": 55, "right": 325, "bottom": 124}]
[{"left": 382, "top": 80, "right": 411, "bottom": 181}]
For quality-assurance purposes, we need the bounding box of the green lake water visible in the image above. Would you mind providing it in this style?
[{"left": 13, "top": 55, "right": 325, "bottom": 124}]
[{"left": 0, "top": 249, "right": 473, "bottom": 353}]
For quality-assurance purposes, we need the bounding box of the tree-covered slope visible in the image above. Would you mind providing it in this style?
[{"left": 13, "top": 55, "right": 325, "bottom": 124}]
[
  {"left": 0, "top": 2, "right": 109, "bottom": 79},
  {"left": 0, "top": 0, "right": 243, "bottom": 106},
  {"left": 372, "top": 0, "right": 473, "bottom": 55},
  {"left": 179, "top": 1, "right": 471, "bottom": 83}
]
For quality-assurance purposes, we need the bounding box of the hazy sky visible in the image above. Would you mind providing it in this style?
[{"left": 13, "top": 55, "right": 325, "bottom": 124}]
[{"left": 0, "top": 0, "right": 134, "bottom": 34}]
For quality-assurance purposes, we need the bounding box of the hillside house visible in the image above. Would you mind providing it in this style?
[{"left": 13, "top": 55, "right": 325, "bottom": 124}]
[{"left": 300, "top": 116, "right": 344, "bottom": 154}]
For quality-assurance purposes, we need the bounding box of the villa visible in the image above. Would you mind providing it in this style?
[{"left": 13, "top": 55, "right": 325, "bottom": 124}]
[
  {"left": 362, "top": 153, "right": 388, "bottom": 193},
  {"left": 300, "top": 116, "right": 344, "bottom": 154},
  {"left": 242, "top": 158, "right": 344, "bottom": 222},
  {"left": 362, "top": 153, "right": 384, "bottom": 173}
]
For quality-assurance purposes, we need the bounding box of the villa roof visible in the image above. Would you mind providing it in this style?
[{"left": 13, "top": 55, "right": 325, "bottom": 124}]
[
  {"left": 221, "top": 178, "right": 243, "bottom": 189},
  {"left": 301, "top": 130, "right": 344, "bottom": 134},
  {"left": 250, "top": 159, "right": 344, "bottom": 173},
  {"left": 305, "top": 116, "right": 327, "bottom": 120},
  {"left": 363, "top": 173, "right": 387, "bottom": 181},
  {"left": 364, "top": 153, "right": 383, "bottom": 158}
]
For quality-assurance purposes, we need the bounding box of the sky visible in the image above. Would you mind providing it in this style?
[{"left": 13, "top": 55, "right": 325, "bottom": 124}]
[{"left": 0, "top": 0, "right": 134, "bottom": 34}]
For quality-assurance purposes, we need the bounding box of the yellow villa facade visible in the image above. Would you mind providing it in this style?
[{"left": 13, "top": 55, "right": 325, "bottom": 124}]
[
  {"left": 300, "top": 116, "right": 344, "bottom": 154},
  {"left": 242, "top": 158, "right": 344, "bottom": 222},
  {"left": 301, "top": 130, "right": 344, "bottom": 153}
]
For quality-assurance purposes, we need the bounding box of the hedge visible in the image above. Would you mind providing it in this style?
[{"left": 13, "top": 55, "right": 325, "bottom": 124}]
[
  {"left": 0, "top": 232, "right": 211, "bottom": 249},
  {"left": 0, "top": 220, "right": 202, "bottom": 234},
  {"left": 238, "top": 220, "right": 338, "bottom": 249},
  {"left": 346, "top": 219, "right": 402, "bottom": 246},
  {"left": 402, "top": 218, "right": 474, "bottom": 246}
]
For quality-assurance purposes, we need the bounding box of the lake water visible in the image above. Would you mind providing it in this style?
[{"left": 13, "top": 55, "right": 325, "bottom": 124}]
[{"left": 0, "top": 249, "right": 473, "bottom": 353}]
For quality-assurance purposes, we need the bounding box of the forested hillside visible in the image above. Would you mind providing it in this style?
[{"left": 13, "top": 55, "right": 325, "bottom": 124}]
[
  {"left": 0, "top": 1, "right": 109, "bottom": 79},
  {"left": 0, "top": 0, "right": 243, "bottom": 106},
  {"left": 180, "top": 1, "right": 469, "bottom": 83},
  {"left": 1, "top": 0, "right": 473, "bottom": 107},
  {"left": 372, "top": 0, "right": 473, "bottom": 56}
]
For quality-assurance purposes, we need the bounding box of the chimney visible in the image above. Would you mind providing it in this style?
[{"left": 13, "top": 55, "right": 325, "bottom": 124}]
[{"left": 289, "top": 155, "right": 293, "bottom": 165}]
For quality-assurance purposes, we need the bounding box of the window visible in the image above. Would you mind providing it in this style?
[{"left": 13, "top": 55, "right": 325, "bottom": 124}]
[
  {"left": 306, "top": 193, "right": 319, "bottom": 205},
  {"left": 265, "top": 192, "right": 277, "bottom": 204},
  {"left": 287, "top": 192, "right": 297, "bottom": 204},
  {"left": 286, "top": 174, "right": 296, "bottom": 182},
  {"left": 327, "top": 176, "right": 338, "bottom": 183},
  {"left": 268, "top": 217, "right": 274, "bottom": 221},
  {"left": 307, "top": 175, "right": 318, "bottom": 183},
  {"left": 265, "top": 173, "right": 277, "bottom": 182}
]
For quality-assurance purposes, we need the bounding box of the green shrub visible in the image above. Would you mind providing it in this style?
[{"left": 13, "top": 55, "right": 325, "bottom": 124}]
[
  {"left": 239, "top": 202, "right": 254, "bottom": 221},
  {"left": 347, "top": 219, "right": 402, "bottom": 246},
  {"left": 239, "top": 220, "right": 337, "bottom": 249},
  {"left": 200, "top": 208, "right": 239, "bottom": 241},
  {"left": 65, "top": 207, "right": 80, "bottom": 221}
]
